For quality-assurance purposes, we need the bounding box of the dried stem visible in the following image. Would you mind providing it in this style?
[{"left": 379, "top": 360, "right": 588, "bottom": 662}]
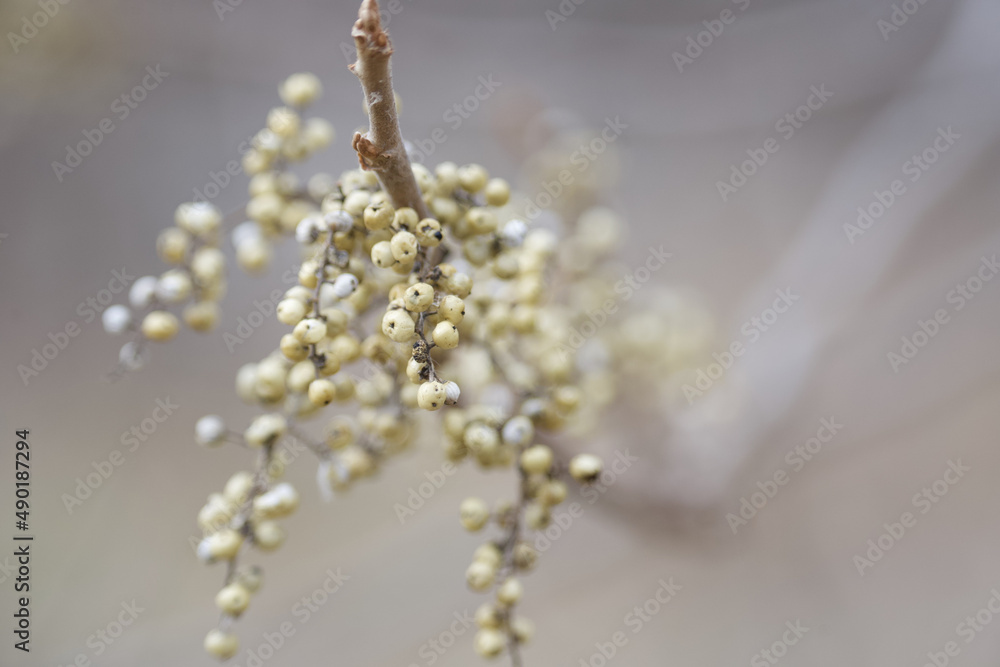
[{"left": 350, "top": 0, "right": 430, "bottom": 219}]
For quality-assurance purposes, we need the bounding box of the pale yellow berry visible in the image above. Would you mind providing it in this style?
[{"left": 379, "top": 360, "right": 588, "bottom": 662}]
[
  {"left": 191, "top": 247, "right": 226, "bottom": 283},
  {"left": 277, "top": 299, "right": 307, "bottom": 326},
  {"left": 406, "top": 356, "right": 427, "bottom": 384},
  {"left": 267, "top": 106, "right": 300, "bottom": 138},
  {"left": 484, "top": 178, "right": 510, "bottom": 207},
  {"left": 293, "top": 318, "right": 327, "bottom": 344},
  {"left": 496, "top": 578, "right": 523, "bottom": 606},
  {"left": 415, "top": 218, "right": 442, "bottom": 246},
  {"left": 466, "top": 207, "right": 497, "bottom": 234},
  {"left": 511, "top": 616, "right": 535, "bottom": 644},
  {"left": 343, "top": 189, "right": 370, "bottom": 217},
  {"left": 404, "top": 283, "right": 435, "bottom": 312},
  {"left": 325, "top": 416, "right": 354, "bottom": 450},
  {"left": 390, "top": 231, "right": 418, "bottom": 262},
  {"left": 447, "top": 272, "right": 473, "bottom": 298},
  {"left": 432, "top": 321, "right": 459, "bottom": 349},
  {"left": 236, "top": 237, "right": 272, "bottom": 273},
  {"left": 417, "top": 381, "right": 447, "bottom": 411},
  {"left": 280, "top": 333, "right": 310, "bottom": 361},
  {"left": 215, "top": 583, "right": 251, "bottom": 615},
  {"left": 458, "top": 164, "right": 489, "bottom": 193},
  {"left": 475, "top": 603, "right": 502, "bottom": 629},
  {"left": 141, "top": 311, "right": 179, "bottom": 342},
  {"left": 474, "top": 629, "right": 505, "bottom": 658},
  {"left": 459, "top": 497, "right": 490, "bottom": 532},
  {"left": 253, "top": 520, "right": 285, "bottom": 551},
  {"left": 202, "top": 529, "right": 243, "bottom": 561},
  {"left": 538, "top": 479, "right": 568, "bottom": 506},
  {"left": 569, "top": 454, "right": 603, "bottom": 482},
  {"left": 244, "top": 413, "right": 287, "bottom": 447},
  {"left": 376, "top": 309, "right": 410, "bottom": 342},
  {"left": 204, "top": 629, "right": 239, "bottom": 660},
  {"left": 279, "top": 72, "right": 322, "bottom": 107},
  {"left": 308, "top": 379, "right": 337, "bottom": 406},
  {"left": 525, "top": 503, "right": 550, "bottom": 530},
  {"left": 553, "top": 385, "right": 583, "bottom": 413},
  {"left": 363, "top": 201, "right": 394, "bottom": 231},
  {"left": 520, "top": 445, "right": 553, "bottom": 475},
  {"left": 303, "top": 118, "right": 335, "bottom": 151},
  {"left": 466, "top": 561, "right": 496, "bottom": 592},
  {"left": 439, "top": 295, "right": 465, "bottom": 323},
  {"left": 183, "top": 301, "right": 220, "bottom": 332},
  {"left": 371, "top": 240, "right": 396, "bottom": 268},
  {"left": 513, "top": 543, "right": 537, "bottom": 571},
  {"left": 474, "top": 543, "right": 503, "bottom": 568},
  {"left": 156, "top": 227, "right": 191, "bottom": 264}
]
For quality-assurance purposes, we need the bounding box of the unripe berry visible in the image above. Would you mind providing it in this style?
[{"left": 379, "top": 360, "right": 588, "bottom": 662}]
[
  {"left": 156, "top": 270, "right": 193, "bottom": 303},
  {"left": 204, "top": 629, "right": 239, "bottom": 660},
  {"left": 280, "top": 334, "right": 310, "bottom": 361},
  {"left": 244, "top": 413, "right": 287, "bottom": 447},
  {"left": 473, "top": 543, "right": 503, "bottom": 568},
  {"left": 253, "top": 520, "right": 285, "bottom": 551},
  {"left": 432, "top": 321, "right": 459, "bottom": 349},
  {"left": 466, "top": 561, "right": 496, "bottom": 592},
  {"left": 215, "top": 583, "right": 251, "bottom": 615},
  {"left": 293, "top": 318, "right": 327, "bottom": 344},
  {"left": 363, "top": 202, "right": 394, "bottom": 231},
  {"left": 520, "top": 445, "right": 554, "bottom": 475},
  {"left": 496, "top": 577, "right": 523, "bottom": 606},
  {"left": 308, "top": 379, "right": 337, "bottom": 406},
  {"left": 390, "top": 231, "right": 418, "bottom": 262},
  {"left": 141, "top": 311, "right": 179, "bottom": 341},
  {"left": 417, "top": 381, "right": 447, "bottom": 411},
  {"left": 184, "top": 301, "right": 220, "bottom": 332},
  {"left": 459, "top": 497, "right": 490, "bottom": 532},
  {"left": 267, "top": 106, "right": 300, "bottom": 137},
  {"left": 277, "top": 299, "right": 307, "bottom": 327},
  {"left": 439, "top": 295, "right": 465, "bottom": 323},
  {"left": 381, "top": 309, "right": 416, "bottom": 343},
  {"left": 513, "top": 542, "right": 537, "bottom": 571},
  {"left": 484, "top": 178, "right": 510, "bottom": 206},
  {"left": 525, "top": 503, "right": 550, "bottom": 530},
  {"left": 198, "top": 529, "right": 243, "bottom": 562},
  {"left": 156, "top": 227, "right": 191, "bottom": 264},
  {"left": 403, "top": 283, "right": 434, "bottom": 312},
  {"left": 415, "top": 218, "right": 443, "bottom": 246},
  {"left": 280, "top": 72, "right": 322, "bottom": 107},
  {"left": 511, "top": 616, "right": 535, "bottom": 643},
  {"left": 538, "top": 479, "right": 568, "bottom": 506},
  {"left": 458, "top": 164, "right": 489, "bottom": 193},
  {"left": 569, "top": 454, "right": 603, "bottom": 482},
  {"left": 474, "top": 629, "right": 505, "bottom": 658},
  {"left": 371, "top": 240, "right": 396, "bottom": 268},
  {"left": 475, "top": 603, "right": 502, "bottom": 629}
]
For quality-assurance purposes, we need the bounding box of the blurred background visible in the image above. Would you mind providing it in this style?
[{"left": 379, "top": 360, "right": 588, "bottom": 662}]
[{"left": 2, "top": 0, "right": 1000, "bottom": 664}]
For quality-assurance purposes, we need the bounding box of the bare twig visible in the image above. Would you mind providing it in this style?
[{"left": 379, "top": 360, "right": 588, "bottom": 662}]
[{"left": 350, "top": 0, "right": 430, "bottom": 219}]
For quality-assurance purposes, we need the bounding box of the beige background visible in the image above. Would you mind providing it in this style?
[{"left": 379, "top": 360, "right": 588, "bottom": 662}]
[{"left": 2, "top": 0, "right": 1000, "bottom": 665}]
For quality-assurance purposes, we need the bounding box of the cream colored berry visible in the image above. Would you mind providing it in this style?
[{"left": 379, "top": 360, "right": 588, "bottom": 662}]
[
  {"left": 236, "top": 237, "right": 272, "bottom": 273},
  {"left": 474, "top": 543, "right": 503, "bottom": 568},
  {"left": 215, "top": 583, "right": 251, "bottom": 615},
  {"left": 459, "top": 497, "right": 490, "bottom": 532},
  {"left": 484, "top": 178, "right": 510, "bottom": 207},
  {"left": 475, "top": 603, "right": 501, "bottom": 629},
  {"left": 277, "top": 298, "right": 307, "bottom": 325},
  {"left": 191, "top": 246, "right": 226, "bottom": 283},
  {"left": 393, "top": 206, "right": 419, "bottom": 231},
  {"left": 308, "top": 379, "right": 337, "bottom": 406},
  {"left": 417, "top": 381, "right": 447, "bottom": 411},
  {"left": 458, "top": 164, "right": 489, "bottom": 193},
  {"left": 432, "top": 321, "right": 459, "bottom": 349},
  {"left": 538, "top": 479, "right": 568, "bottom": 506},
  {"left": 303, "top": 117, "right": 334, "bottom": 151},
  {"left": 406, "top": 356, "right": 427, "bottom": 384},
  {"left": 525, "top": 503, "right": 550, "bottom": 530},
  {"left": 466, "top": 561, "right": 496, "bottom": 592},
  {"left": 415, "top": 218, "right": 442, "bottom": 246},
  {"left": 513, "top": 543, "right": 537, "bottom": 571},
  {"left": 363, "top": 201, "right": 394, "bottom": 231},
  {"left": 280, "top": 333, "right": 310, "bottom": 361},
  {"left": 439, "top": 295, "right": 465, "bottom": 323},
  {"left": 204, "top": 629, "right": 239, "bottom": 660},
  {"left": 381, "top": 309, "right": 416, "bottom": 343},
  {"left": 447, "top": 272, "right": 473, "bottom": 298},
  {"left": 293, "top": 318, "right": 327, "bottom": 344},
  {"left": 325, "top": 416, "right": 354, "bottom": 450},
  {"left": 253, "top": 520, "right": 285, "bottom": 551},
  {"left": 520, "top": 445, "right": 553, "bottom": 475},
  {"left": 156, "top": 227, "right": 191, "bottom": 264},
  {"left": 280, "top": 72, "right": 322, "bottom": 107},
  {"left": 474, "top": 629, "right": 505, "bottom": 658},
  {"left": 496, "top": 577, "right": 523, "bottom": 606},
  {"left": 183, "top": 301, "right": 220, "bottom": 332},
  {"left": 244, "top": 413, "right": 287, "bottom": 447},
  {"left": 141, "top": 311, "right": 179, "bottom": 341},
  {"left": 511, "top": 616, "right": 535, "bottom": 643},
  {"left": 371, "top": 240, "right": 396, "bottom": 268},
  {"left": 390, "top": 231, "right": 418, "bottom": 262},
  {"left": 199, "top": 529, "right": 243, "bottom": 562},
  {"left": 404, "top": 283, "right": 434, "bottom": 312},
  {"left": 156, "top": 270, "right": 192, "bottom": 303},
  {"left": 569, "top": 454, "right": 603, "bottom": 482},
  {"left": 267, "top": 106, "right": 300, "bottom": 137}
]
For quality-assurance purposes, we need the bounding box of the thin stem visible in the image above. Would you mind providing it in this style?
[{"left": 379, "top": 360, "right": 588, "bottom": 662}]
[{"left": 350, "top": 0, "right": 430, "bottom": 219}]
